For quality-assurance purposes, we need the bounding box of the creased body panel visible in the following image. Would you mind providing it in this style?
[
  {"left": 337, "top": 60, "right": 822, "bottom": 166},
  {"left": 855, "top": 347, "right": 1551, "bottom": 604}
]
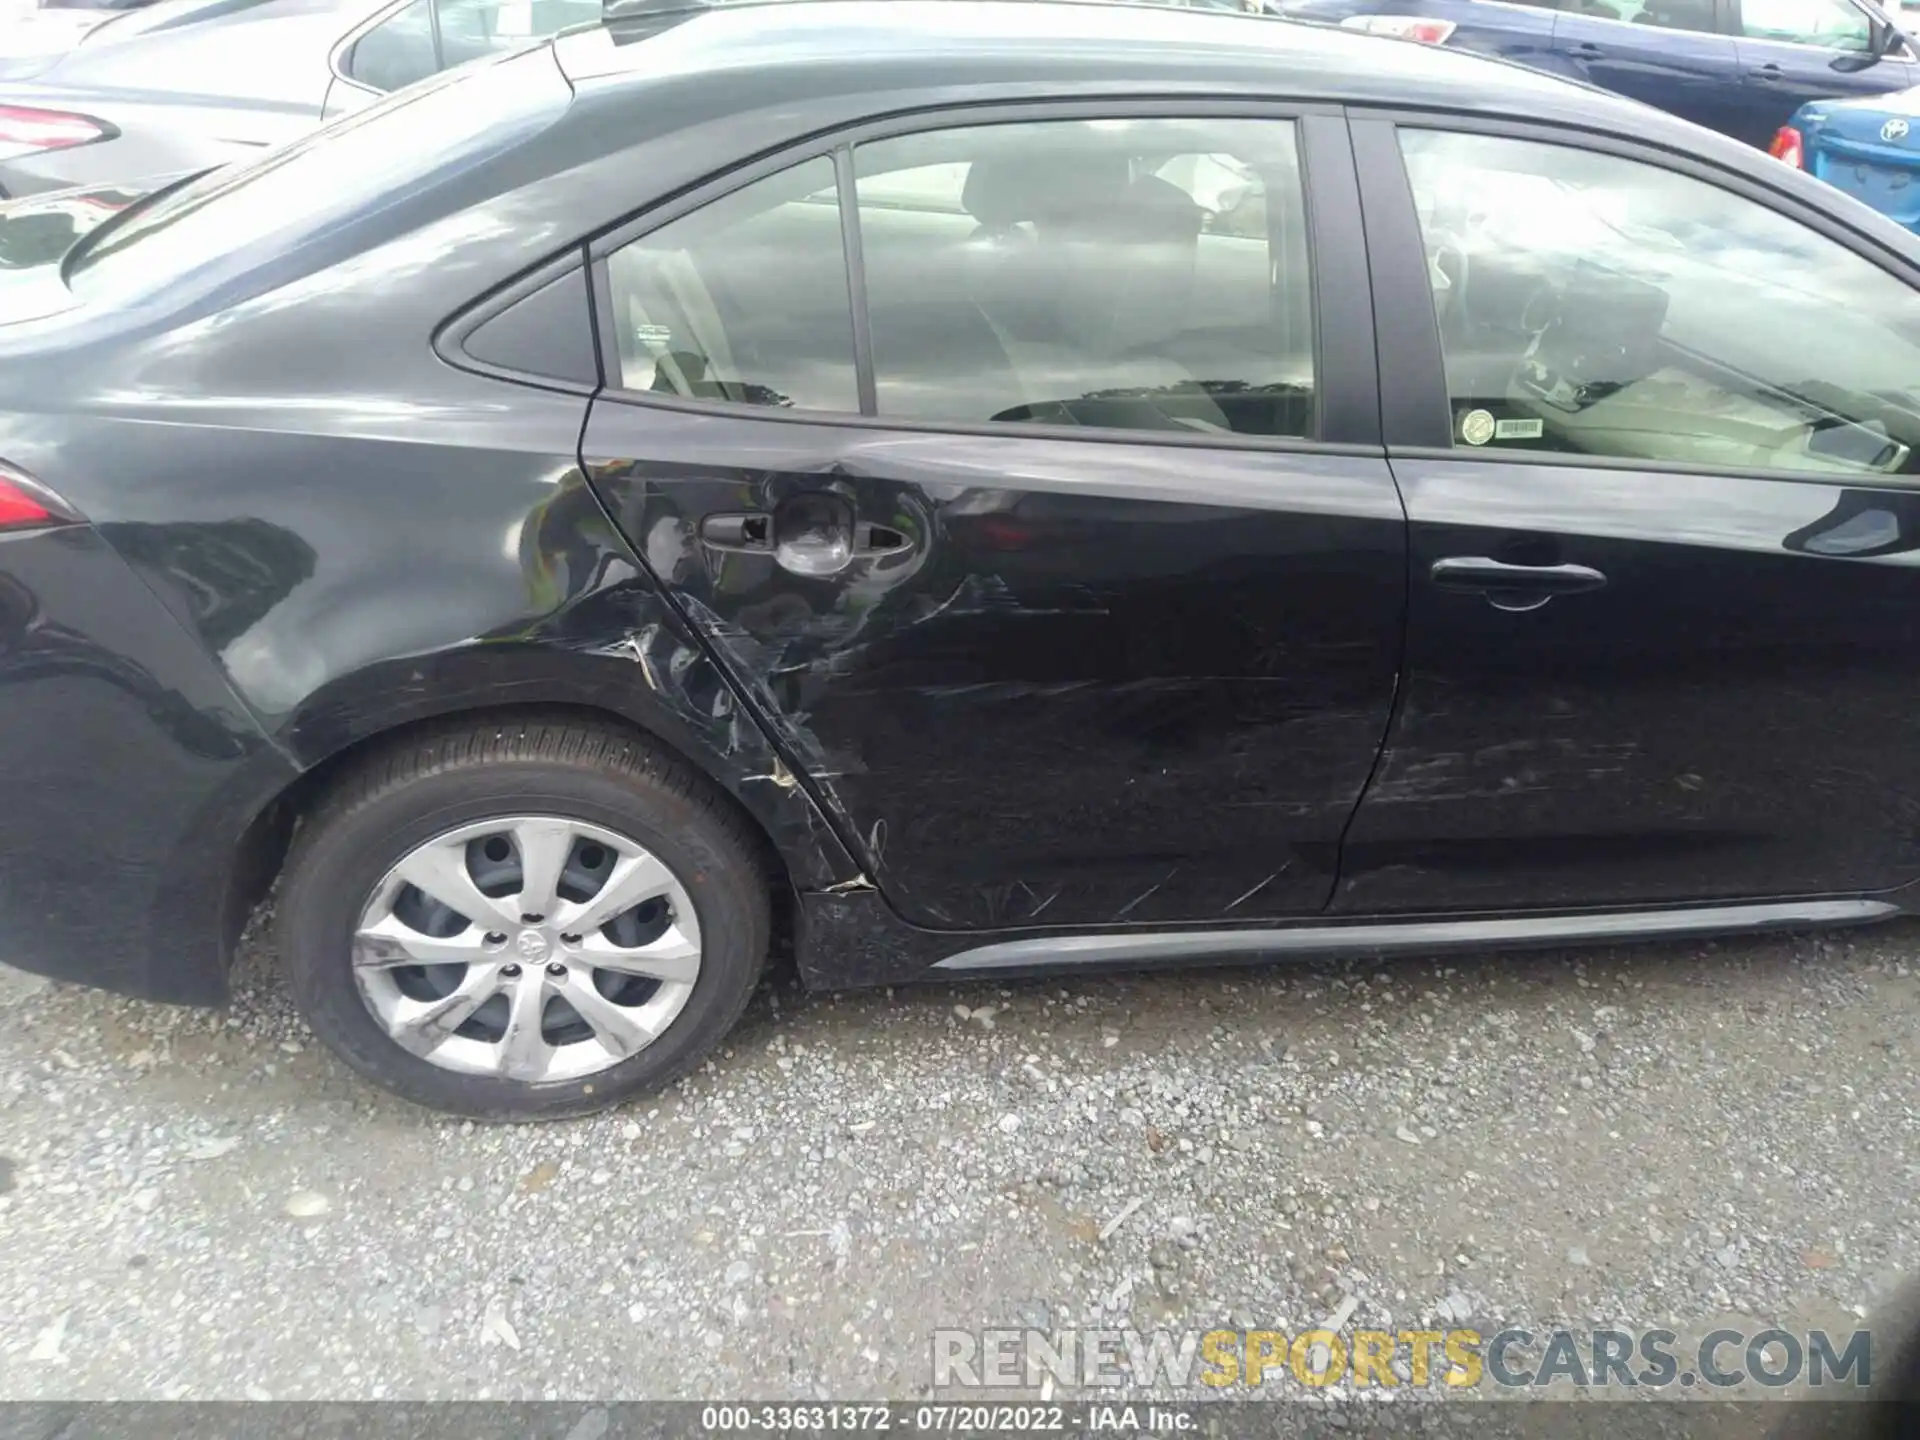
[
  {"left": 1340, "top": 458, "right": 1920, "bottom": 912},
  {"left": 0, "top": 524, "right": 290, "bottom": 1003},
  {"left": 583, "top": 402, "right": 1406, "bottom": 931}
]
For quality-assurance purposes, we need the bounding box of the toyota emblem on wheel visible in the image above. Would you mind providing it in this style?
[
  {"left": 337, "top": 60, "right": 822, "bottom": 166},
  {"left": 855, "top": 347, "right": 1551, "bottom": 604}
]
[{"left": 1884, "top": 118, "right": 1911, "bottom": 142}]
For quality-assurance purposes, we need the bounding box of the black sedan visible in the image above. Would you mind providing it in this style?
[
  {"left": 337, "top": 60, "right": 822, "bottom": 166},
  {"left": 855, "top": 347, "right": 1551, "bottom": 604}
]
[{"left": 6, "top": 0, "right": 1920, "bottom": 1118}]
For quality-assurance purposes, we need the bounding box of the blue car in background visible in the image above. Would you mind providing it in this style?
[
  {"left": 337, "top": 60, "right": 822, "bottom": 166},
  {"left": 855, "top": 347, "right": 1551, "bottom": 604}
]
[
  {"left": 1776, "top": 86, "right": 1920, "bottom": 226},
  {"left": 1278, "top": 0, "right": 1918, "bottom": 147}
]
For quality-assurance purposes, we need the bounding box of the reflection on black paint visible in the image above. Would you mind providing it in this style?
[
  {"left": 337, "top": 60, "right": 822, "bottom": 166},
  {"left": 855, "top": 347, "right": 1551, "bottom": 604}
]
[
  {"left": 1783, "top": 489, "right": 1920, "bottom": 560},
  {"left": 103, "top": 518, "right": 317, "bottom": 649},
  {"left": 496, "top": 468, "right": 634, "bottom": 636},
  {"left": 0, "top": 190, "right": 139, "bottom": 271},
  {"left": 0, "top": 606, "right": 245, "bottom": 762}
]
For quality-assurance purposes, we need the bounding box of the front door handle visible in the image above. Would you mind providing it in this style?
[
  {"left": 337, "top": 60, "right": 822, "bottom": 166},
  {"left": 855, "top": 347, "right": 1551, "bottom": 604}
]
[
  {"left": 1431, "top": 556, "right": 1607, "bottom": 612},
  {"left": 1568, "top": 40, "right": 1604, "bottom": 56},
  {"left": 1754, "top": 61, "right": 1786, "bottom": 80}
]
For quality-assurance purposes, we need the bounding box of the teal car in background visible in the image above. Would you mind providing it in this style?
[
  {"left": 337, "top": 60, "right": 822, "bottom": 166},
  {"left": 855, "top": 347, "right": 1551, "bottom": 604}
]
[{"left": 1776, "top": 86, "right": 1920, "bottom": 229}]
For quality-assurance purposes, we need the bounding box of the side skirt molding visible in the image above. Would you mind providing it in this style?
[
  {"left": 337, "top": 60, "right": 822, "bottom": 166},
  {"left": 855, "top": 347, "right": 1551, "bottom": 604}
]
[{"left": 928, "top": 898, "right": 1899, "bottom": 974}]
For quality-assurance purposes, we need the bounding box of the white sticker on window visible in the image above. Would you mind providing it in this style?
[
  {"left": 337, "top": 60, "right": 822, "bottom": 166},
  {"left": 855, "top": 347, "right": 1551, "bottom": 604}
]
[
  {"left": 1494, "top": 417, "right": 1545, "bottom": 440},
  {"left": 1459, "top": 408, "right": 1496, "bottom": 446}
]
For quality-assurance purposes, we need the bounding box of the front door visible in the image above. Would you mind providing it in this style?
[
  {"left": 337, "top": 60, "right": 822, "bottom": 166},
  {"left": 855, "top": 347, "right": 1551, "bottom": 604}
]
[
  {"left": 1730, "top": 0, "right": 1917, "bottom": 146},
  {"left": 580, "top": 110, "right": 1407, "bottom": 931},
  {"left": 1340, "top": 120, "right": 1920, "bottom": 914}
]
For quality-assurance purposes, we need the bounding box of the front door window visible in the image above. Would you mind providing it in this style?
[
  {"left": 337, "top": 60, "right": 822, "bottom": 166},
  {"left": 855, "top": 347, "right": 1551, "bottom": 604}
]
[{"left": 1398, "top": 127, "right": 1920, "bottom": 478}]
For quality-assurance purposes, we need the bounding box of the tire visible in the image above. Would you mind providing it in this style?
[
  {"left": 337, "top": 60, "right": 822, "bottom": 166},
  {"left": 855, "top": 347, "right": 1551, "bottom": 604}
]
[{"left": 276, "top": 716, "right": 770, "bottom": 1120}]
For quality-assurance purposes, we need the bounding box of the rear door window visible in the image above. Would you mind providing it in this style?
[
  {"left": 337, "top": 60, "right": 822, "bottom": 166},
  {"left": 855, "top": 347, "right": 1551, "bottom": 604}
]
[
  {"left": 345, "top": 0, "right": 599, "bottom": 92},
  {"left": 1562, "top": 0, "right": 1718, "bottom": 27},
  {"left": 852, "top": 117, "right": 1314, "bottom": 436},
  {"left": 600, "top": 115, "right": 1321, "bottom": 442}
]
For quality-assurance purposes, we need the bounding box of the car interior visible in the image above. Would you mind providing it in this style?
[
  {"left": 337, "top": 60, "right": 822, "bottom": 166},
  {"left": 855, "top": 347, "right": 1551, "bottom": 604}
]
[{"left": 1408, "top": 135, "right": 1920, "bottom": 475}]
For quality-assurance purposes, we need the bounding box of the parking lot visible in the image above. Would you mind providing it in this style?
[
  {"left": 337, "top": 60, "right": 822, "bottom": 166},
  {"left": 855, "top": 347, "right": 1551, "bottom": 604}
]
[{"left": 2, "top": 918, "right": 1915, "bottom": 1400}]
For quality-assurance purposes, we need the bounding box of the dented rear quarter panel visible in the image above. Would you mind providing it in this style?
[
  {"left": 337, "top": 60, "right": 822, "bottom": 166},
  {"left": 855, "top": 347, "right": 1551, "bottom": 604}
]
[{"left": 0, "top": 66, "right": 888, "bottom": 1004}]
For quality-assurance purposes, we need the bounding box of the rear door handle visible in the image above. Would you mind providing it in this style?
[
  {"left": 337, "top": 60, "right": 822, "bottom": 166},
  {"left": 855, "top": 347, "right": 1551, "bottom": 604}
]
[
  {"left": 1754, "top": 61, "right": 1786, "bottom": 79},
  {"left": 1568, "top": 40, "right": 1604, "bottom": 55},
  {"left": 701, "top": 502, "right": 916, "bottom": 576},
  {"left": 1431, "top": 556, "right": 1607, "bottom": 611}
]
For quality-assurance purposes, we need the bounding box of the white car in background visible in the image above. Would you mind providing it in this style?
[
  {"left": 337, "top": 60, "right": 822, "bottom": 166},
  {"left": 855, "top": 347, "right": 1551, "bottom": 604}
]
[
  {"left": 0, "top": 0, "right": 153, "bottom": 58},
  {"left": 0, "top": 0, "right": 602, "bottom": 197}
]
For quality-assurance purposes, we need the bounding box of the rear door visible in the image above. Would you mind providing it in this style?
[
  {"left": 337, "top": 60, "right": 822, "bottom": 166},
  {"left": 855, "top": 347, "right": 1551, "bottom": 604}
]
[
  {"left": 579, "top": 107, "right": 1409, "bottom": 931},
  {"left": 1552, "top": 0, "right": 1751, "bottom": 139},
  {"left": 1731, "top": 0, "right": 1918, "bottom": 146},
  {"left": 1343, "top": 116, "right": 1920, "bottom": 915}
]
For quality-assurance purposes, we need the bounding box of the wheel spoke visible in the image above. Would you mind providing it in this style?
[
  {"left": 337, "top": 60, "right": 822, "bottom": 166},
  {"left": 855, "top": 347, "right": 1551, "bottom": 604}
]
[
  {"left": 496, "top": 971, "right": 555, "bottom": 1082},
  {"left": 393, "top": 840, "right": 519, "bottom": 930},
  {"left": 353, "top": 914, "right": 490, "bottom": 969},
  {"left": 385, "top": 966, "right": 503, "bottom": 1057},
  {"left": 558, "top": 980, "right": 654, "bottom": 1058},
  {"left": 510, "top": 818, "right": 574, "bottom": 919},
  {"left": 556, "top": 850, "right": 675, "bottom": 937},
  {"left": 582, "top": 925, "right": 701, "bottom": 986},
  {"left": 356, "top": 817, "right": 705, "bottom": 1085}
]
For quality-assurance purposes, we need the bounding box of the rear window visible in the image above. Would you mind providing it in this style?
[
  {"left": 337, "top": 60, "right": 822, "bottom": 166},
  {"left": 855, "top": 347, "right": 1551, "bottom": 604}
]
[
  {"left": 65, "top": 44, "right": 570, "bottom": 304},
  {"left": 79, "top": 0, "right": 282, "bottom": 46}
]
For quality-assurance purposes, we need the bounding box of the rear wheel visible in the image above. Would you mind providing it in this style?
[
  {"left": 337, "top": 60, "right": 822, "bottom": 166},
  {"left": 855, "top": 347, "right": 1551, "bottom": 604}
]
[{"left": 276, "top": 718, "right": 769, "bottom": 1120}]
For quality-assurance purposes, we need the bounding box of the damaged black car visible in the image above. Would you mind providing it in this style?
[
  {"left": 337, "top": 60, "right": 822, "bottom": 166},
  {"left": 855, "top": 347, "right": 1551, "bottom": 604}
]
[{"left": 7, "top": 0, "right": 1920, "bottom": 1116}]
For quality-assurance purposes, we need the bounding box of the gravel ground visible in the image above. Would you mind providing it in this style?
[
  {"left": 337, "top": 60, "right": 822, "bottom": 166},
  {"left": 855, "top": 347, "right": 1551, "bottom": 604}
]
[{"left": 0, "top": 918, "right": 1916, "bottom": 1402}]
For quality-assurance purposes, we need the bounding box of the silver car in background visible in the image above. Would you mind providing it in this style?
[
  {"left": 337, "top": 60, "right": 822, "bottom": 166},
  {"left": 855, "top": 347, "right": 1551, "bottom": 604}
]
[{"left": 0, "top": 0, "right": 598, "bottom": 195}]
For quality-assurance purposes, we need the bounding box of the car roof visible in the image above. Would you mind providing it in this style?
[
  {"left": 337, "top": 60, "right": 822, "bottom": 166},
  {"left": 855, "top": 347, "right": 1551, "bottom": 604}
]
[{"left": 555, "top": 0, "right": 1717, "bottom": 147}]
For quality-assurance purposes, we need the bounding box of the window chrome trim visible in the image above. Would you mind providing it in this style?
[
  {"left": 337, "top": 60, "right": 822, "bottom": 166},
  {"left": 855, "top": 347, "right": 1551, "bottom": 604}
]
[{"left": 930, "top": 898, "right": 1899, "bottom": 972}]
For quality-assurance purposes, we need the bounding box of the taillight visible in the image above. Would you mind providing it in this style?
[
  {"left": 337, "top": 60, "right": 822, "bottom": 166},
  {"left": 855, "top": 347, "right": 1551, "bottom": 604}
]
[
  {"left": 0, "top": 464, "right": 77, "bottom": 532},
  {"left": 1340, "top": 14, "right": 1458, "bottom": 42},
  {"left": 1769, "top": 125, "right": 1806, "bottom": 169},
  {"left": 0, "top": 105, "right": 111, "bottom": 164}
]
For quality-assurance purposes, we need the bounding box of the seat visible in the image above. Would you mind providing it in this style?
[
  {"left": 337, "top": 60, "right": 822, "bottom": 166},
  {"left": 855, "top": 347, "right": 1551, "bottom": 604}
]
[
  {"left": 958, "top": 150, "right": 1134, "bottom": 241},
  {"left": 1034, "top": 174, "right": 1232, "bottom": 431},
  {"left": 869, "top": 298, "right": 1029, "bottom": 424},
  {"left": 951, "top": 150, "right": 1134, "bottom": 346},
  {"left": 936, "top": 152, "right": 1235, "bottom": 431}
]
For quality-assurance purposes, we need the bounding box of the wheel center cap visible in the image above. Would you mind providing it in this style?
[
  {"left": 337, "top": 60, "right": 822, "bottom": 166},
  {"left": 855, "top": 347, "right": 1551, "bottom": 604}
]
[{"left": 515, "top": 929, "right": 552, "bottom": 963}]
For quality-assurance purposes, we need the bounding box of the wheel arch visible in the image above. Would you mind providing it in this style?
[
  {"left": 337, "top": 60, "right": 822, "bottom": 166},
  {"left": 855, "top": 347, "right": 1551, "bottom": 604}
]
[{"left": 223, "top": 645, "right": 860, "bottom": 966}]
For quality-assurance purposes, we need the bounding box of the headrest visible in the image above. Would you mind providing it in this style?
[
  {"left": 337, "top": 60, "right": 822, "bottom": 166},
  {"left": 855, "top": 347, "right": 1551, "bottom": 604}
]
[
  {"left": 1106, "top": 174, "right": 1206, "bottom": 243},
  {"left": 960, "top": 151, "right": 1133, "bottom": 228}
]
